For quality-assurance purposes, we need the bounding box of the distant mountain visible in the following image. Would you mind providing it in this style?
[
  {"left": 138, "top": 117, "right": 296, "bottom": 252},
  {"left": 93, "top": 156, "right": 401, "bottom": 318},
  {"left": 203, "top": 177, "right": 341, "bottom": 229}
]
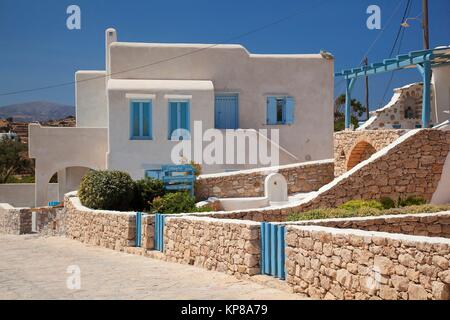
[{"left": 0, "top": 101, "right": 75, "bottom": 122}]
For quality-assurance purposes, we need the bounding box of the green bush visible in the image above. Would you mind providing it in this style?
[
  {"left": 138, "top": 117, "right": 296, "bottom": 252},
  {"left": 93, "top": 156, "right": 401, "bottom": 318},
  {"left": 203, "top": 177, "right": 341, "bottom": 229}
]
[
  {"left": 338, "top": 199, "right": 384, "bottom": 211},
  {"left": 151, "top": 192, "right": 196, "bottom": 214},
  {"left": 287, "top": 204, "right": 450, "bottom": 221},
  {"left": 379, "top": 197, "right": 396, "bottom": 209},
  {"left": 132, "top": 177, "right": 165, "bottom": 211},
  {"left": 79, "top": 170, "right": 135, "bottom": 211},
  {"left": 397, "top": 196, "right": 427, "bottom": 207},
  {"left": 151, "top": 191, "right": 213, "bottom": 214}
]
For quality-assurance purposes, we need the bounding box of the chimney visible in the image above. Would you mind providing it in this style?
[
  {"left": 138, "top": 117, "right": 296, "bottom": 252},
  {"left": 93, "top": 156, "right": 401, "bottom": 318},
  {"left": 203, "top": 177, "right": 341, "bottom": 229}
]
[{"left": 105, "top": 28, "right": 117, "bottom": 78}]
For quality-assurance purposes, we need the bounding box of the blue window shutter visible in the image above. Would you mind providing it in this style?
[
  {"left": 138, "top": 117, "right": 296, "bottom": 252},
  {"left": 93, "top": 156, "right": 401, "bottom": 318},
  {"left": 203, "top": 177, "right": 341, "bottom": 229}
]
[
  {"left": 141, "top": 102, "right": 151, "bottom": 138},
  {"left": 267, "top": 97, "right": 277, "bottom": 124},
  {"left": 285, "top": 97, "right": 295, "bottom": 124},
  {"left": 131, "top": 102, "right": 140, "bottom": 137},
  {"left": 169, "top": 102, "right": 178, "bottom": 139},
  {"left": 180, "top": 102, "right": 189, "bottom": 130}
]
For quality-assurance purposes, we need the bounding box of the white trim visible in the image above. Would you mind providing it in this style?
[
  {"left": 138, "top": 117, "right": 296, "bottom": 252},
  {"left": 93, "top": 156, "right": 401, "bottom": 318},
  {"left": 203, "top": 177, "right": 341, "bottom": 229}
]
[
  {"left": 125, "top": 93, "right": 156, "bottom": 100},
  {"left": 164, "top": 94, "right": 192, "bottom": 100}
]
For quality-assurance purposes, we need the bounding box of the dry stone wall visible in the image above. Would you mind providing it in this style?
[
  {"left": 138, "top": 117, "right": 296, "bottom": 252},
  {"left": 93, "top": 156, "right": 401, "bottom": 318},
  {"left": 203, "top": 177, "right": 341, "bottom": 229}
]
[
  {"left": 0, "top": 204, "right": 31, "bottom": 234},
  {"left": 285, "top": 225, "right": 450, "bottom": 300},
  {"left": 65, "top": 196, "right": 137, "bottom": 251},
  {"left": 359, "top": 83, "right": 431, "bottom": 131},
  {"left": 196, "top": 160, "right": 334, "bottom": 199},
  {"left": 163, "top": 216, "right": 261, "bottom": 277},
  {"left": 286, "top": 212, "right": 450, "bottom": 238},
  {"left": 334, "top": 130, "right": 405, "bottom": 176}
]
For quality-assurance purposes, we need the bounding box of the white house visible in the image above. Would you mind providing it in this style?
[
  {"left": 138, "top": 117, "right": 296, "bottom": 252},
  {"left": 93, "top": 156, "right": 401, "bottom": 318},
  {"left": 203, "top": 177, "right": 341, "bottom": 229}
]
[{"left": 28, "top": 28, "right": 334, "bottom": 206}]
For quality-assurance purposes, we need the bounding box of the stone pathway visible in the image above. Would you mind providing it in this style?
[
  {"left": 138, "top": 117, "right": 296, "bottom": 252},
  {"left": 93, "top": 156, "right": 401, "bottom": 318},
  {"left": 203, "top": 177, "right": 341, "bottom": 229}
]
[{"left": 0, "top": 234, "right": 302, "bottom": 300}]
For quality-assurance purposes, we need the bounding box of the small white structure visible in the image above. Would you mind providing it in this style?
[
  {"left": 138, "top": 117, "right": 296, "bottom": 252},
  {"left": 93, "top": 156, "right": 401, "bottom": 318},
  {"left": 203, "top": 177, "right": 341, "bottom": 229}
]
[
  {"left": 264, "top": 173, "right": 288, "bottom": 204},
  {"left": 28, "top": 28, "right": 334, "bottom": 206},
  {"left": 213, "top": 173, "right": 289, "bottom": 211}
]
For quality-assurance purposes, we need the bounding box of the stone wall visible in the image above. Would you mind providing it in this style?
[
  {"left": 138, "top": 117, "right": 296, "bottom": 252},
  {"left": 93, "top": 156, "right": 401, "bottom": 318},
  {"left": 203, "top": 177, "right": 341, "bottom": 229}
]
[
  {"left": 196, "top": 160, "right": 334, "bottom": 199},
  {"left": 64, "top": 195, "right": 154, "bottom": 251},
  {"left": 358, "top": 83, "right": 432, "bottom": 131},
  {"left": 65, "top": 196, "right": 136, "bottom": 251},
  {"left": 302, "top": 130, "right": 450, "bottom": 211},
  {"left": 0, "top": 204, "right": 31, "bottom": 234},
  {"left": 334, "top": 129, "right": 405, "bottom": 176},
  {"left": 163, "top": 216, "right": 261, "bottom": 277},
  {"left": 285, "top": 225, "right": 450, "bottom": 300},
  {"left": 286, "top": 212, "right": 450, "bottom": 239},
  {"left": 34, "top": 207, "right": 67, "bottom": 236}
]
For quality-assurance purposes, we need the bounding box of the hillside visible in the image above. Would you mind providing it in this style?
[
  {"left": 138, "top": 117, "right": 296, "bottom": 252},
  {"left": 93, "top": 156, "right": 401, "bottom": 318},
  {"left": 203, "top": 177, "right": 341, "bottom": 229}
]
[{"left": 0, "top": 101, "right": 75, "bottom": 122}]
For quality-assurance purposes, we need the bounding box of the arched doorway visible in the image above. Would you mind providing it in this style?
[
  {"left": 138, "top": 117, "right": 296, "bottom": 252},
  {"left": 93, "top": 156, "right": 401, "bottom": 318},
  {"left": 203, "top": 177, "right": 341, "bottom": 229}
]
[{"left": 346, "top": 141, "right": 377, "bottom": 171}]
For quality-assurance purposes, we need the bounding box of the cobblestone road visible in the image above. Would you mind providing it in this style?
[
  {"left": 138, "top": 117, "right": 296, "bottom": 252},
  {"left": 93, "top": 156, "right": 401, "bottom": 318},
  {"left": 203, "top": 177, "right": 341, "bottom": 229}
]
[{"left": 0, "top": 234, "right": 301, "bottom": 300}]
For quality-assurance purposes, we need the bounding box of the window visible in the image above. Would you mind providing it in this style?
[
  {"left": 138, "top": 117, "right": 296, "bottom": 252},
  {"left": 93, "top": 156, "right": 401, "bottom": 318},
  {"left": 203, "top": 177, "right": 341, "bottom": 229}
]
[
  {"left": 130, "top": 100, "right": 152, "bottom": 139},
  {"left": 404, "top": 106, "right": 415, "bottom": 119},
  {"left": 392, "top": 124, "right": 402, "bottom": 129},
  {"left": 168, "top": 100, "right": 190, "bottom": 139},
  {"left": 145, "top": 169, "right": 162, "bottom": 180},
  {"left": 266, "top": 96, "right": 295, "bottom": 125}
]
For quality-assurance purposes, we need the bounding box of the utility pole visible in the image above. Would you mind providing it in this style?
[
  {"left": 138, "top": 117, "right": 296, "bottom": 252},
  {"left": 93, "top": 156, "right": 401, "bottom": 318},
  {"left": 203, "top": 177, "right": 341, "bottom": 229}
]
[
  {"left": 422, "top": 0, "right": 429, "bottom": 49},
  {"left": 364, "top": 57, "right": 369, "bottom": 121}
]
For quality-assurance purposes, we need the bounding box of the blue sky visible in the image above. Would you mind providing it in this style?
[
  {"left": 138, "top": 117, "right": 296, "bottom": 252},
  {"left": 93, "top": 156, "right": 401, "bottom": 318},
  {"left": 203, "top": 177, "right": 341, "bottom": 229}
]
[{"left": 0, "top": 0, "right": 449, "bottom": 111}]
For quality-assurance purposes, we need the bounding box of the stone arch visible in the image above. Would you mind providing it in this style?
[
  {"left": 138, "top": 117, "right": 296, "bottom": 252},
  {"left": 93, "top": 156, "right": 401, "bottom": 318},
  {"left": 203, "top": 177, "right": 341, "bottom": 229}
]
[{"left": 346, "top": 140, "right": 377, "bottom": 171}]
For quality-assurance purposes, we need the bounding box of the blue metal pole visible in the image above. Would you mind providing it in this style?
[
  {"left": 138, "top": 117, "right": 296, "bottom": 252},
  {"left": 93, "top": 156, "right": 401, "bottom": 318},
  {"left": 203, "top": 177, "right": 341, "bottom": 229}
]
[
  {"left": 260, "top": 223, "right": 266, "bottom": 274},
  {"left": 135, "top": 212, "right": 142, "bottom": 247},
  {"left": 422, "top": 60, "right": 431, "bottom": 128},
  {"left": 345, "top": 78, "right": 352, "bottom": 129},
  {"left": 270, "top": 224, "right": 277, "bottom": 276},
  {"left": 264, "top": 223, "right": 270, "bottom": 275},
  {"left": 277, "top": 226, "right": 286, "bottom": 280}
]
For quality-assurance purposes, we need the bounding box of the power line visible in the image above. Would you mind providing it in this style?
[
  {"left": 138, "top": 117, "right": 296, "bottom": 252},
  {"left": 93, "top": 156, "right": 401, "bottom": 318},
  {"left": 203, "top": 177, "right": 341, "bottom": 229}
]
[
  {"left": 379, "top": 0, "right": 412, "bottom": 106},
  {"left": 0, "top": 0, "right": 331, "bottom": 97},
  {"left": 334, "top": 0, "right": 407, "bottom": 95}
]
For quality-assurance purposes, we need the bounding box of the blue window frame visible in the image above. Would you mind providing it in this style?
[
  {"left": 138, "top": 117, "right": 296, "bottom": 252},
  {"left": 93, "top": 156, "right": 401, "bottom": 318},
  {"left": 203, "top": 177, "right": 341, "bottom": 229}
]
[
  {"left": 266, "top": 96, "right": 295, "bottom": 125},
  {"left": 130, "top": 100, "right": 152, "bottom": 139},
  {"left": 145, "top": 169, "right": 163, "bottom": 180},
  {"left": 168, "top": 100, "right": 190, "bottom": 139}
]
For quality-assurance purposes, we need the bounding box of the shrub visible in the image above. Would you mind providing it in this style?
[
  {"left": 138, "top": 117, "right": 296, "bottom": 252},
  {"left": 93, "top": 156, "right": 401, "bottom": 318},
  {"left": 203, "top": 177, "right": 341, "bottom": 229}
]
[
  {"left": 78, "top": 170, "right": 135, "bottom": 211},
  {"left": 151, "top": 191, "right": 197, "bottom": 214},
  {"left": 379, "top": 197, "right": 396, "bottom": 209},
  {"left": 287, "top": 204, "right": 450, "bottom": 221},
  {"left": 397, "top": 196, "right": 427, "bottom": 207},
  {"left": 338, "top": 199, "right": 384, "bottom": 211},
  {"left": 132, "top": 177, "right": 165, "bottom": 211}
]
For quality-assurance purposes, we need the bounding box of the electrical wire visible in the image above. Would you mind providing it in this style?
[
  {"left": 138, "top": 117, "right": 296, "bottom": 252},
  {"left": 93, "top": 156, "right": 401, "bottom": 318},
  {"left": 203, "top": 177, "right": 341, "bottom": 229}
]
[{"left": 0, "top": 0, "right": 331, "bottom": 97}]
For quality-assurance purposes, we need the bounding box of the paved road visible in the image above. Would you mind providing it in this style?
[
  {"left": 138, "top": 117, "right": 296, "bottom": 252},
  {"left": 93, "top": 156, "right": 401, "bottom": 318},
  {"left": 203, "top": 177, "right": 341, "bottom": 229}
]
[{"left": 0, "top": 234, "right": 300, "bottom": 300}]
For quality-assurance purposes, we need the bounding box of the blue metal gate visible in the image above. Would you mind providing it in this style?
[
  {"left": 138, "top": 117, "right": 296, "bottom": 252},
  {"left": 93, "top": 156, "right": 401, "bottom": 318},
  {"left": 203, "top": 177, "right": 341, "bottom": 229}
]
[
  {"left": 215, "top": 94, "right": 239, "bottom": 129},
  {"left": 135, "top": 212, "right": 142, "bottom": 247},
  {"left": 154, "top": 213, "right": 166, "bottom": 252},
  {"left": 260, "top": 223, "right": 286, "bottom": 279}
]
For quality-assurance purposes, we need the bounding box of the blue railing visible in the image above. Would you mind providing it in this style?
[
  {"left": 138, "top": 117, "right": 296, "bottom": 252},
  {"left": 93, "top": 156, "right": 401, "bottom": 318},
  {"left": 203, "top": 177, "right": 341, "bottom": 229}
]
[
  {"left": 135, "top": 212, "right": 142, "bottom": 247},
  {"left": 154, "top": 213, "right": 166, "bottom": 252},
  {"left": 48, "top": 201, "right": 61, "bottom": 207},
  {"left": 260, "top": 222, "right": 286, "bottom": 279}
]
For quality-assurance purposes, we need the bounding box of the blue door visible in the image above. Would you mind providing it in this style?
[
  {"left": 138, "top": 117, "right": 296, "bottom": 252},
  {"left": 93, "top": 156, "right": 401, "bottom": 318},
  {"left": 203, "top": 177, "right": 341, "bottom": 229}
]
[{"left": 215, "top": 95, "right": 238, "bottom": 129}]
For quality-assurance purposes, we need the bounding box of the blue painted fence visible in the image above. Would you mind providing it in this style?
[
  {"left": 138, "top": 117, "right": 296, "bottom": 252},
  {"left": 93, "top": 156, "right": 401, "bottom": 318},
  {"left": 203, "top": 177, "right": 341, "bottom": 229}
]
[
  {"left": 135, "top": 212, "right": 142, "bottom": 247},
  {"left": 260, "top": 222, "right": 286, "bottom": 279},
  {"left": 161, "top": 164, "right": 196, "bottom": 196},
  {"left": 154, "top": 213, "right": 166, "bottom": 252}
]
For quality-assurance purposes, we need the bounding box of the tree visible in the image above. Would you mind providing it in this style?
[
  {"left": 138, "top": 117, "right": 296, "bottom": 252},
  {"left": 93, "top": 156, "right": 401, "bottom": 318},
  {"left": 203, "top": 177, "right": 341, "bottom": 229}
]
[
  {"left": 334, "top": 94, "right": 367, "bottom": 132},
  {"left": 0, "top": 137, "right": 32, "bottom": 183}
]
